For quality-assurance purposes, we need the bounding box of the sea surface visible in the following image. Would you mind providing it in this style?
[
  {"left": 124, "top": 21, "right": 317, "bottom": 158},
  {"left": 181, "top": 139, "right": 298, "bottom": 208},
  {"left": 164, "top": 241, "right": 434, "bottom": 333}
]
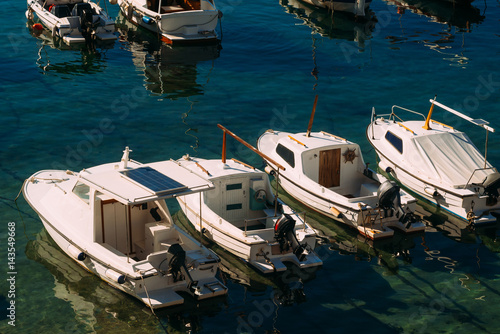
[{"left": 1, "top": 0, "right": 500, "bottom": 333}]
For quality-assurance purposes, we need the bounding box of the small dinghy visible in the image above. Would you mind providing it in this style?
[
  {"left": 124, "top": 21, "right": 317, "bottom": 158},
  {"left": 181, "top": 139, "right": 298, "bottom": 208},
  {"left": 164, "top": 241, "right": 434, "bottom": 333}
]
[
  {"left": 26, "top": 0, "right": 117, "bottom": 45},
  {"left": 257, "top": 97, "right": 424, "bottom": 240},
  {"left": 175, "top": 125, "right": 323, "bottom": 274},
  {"left": 23, "top": 147, "right": 227, "bottom": 309},
  {"left": 112, "top": 0, "right": 221, "bottom": 44},
  {"left": 367, "top": 97, "right": 500, "bottom": 226}
]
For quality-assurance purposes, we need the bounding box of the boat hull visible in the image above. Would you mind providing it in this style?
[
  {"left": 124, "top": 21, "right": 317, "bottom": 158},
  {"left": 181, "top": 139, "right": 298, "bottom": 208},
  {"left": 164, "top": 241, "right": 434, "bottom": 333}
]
[
  {"left": 272, "top": 170, "right": 403, "bottom": 240},
  {"left": 26, "top": 0, "right": 117, "bottom": 45},
  {"left": 257, "top": 130, "right": 424, "bottom": 240},
  {"left": 373, "top": 151, "right": 497, "bottom": 225},
  {"left": 23, "top": 164, "right": 227, "bottom": 310},
  {"left": 177, "top": 196, "right": 322, "bottom": 273},
  {"left": 366, "top": 108, "right": 500, "bottom": 226},
  {"left": 117, "top": 0, "right": 219, "bottom": 44}
]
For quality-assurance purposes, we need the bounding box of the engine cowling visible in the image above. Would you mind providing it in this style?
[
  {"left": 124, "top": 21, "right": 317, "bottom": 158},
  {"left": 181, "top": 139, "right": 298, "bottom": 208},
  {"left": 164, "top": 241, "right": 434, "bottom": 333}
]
[{"left": 274, "top": 214, "right": 306, "bottom": 261}]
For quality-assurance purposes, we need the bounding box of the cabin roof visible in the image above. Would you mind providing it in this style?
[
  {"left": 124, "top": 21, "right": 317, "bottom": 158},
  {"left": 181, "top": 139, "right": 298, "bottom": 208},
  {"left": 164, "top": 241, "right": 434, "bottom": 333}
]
[
  {"left": 274, "top": 131, "right": 356, "bottom": 153},
  {"left": 177, "top": 157, "right": 266, "bottom": 180},
  {"left": 80, "top": 160, "right": 214, "bottom": 205}
]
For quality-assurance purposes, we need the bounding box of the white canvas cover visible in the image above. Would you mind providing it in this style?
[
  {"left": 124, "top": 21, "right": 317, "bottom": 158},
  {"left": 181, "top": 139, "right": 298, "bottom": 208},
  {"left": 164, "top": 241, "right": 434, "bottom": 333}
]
[{"left": 408, "top": 131, "right": 493, "bottom": 188}]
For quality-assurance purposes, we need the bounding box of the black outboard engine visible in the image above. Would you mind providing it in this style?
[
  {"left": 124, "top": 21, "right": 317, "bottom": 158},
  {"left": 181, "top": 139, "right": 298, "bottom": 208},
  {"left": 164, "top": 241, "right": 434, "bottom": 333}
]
[
  {"left": 168, "top": 244, "right": 198, "bottom": 290},
  {"left": 274, "top": 214, "right": 307, "bottom": 262},
  {"left": 74, "top": 3, "right": 100, "bottom": 45},
  {"left": 80, "top": 8, "right": 95, "bottom": 42},
  {"left": 482, "top": 172, "right": 500, "bottom": 205},
  {"left": 377, "top": 180, "right": 414, "bottom": 228}
]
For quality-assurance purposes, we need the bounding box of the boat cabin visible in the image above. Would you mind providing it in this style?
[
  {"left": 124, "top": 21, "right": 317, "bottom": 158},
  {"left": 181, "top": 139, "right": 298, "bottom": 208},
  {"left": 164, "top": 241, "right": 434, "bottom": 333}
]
[
  {"left": 201, "top": 162, "right": 278, "bottom": 231},
  {"left": 276, "top": 132, "right": 379, "bottom": 198},
  {"left": 71, "top": 160, "right": 213, "bottom": 263}
]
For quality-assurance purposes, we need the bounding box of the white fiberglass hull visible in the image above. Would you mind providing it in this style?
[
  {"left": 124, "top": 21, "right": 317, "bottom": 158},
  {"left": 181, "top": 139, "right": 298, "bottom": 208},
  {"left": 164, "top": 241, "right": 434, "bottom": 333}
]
[
  {"left": 174, "top": 157, "right": 322, "bottom": 274},
  {"left": 177, "top": 195, "right": 322, "bottom": 273},
  {"left": 27, "top": 0, "right": 117, "bottom": 45},
  {"left": 117, "top": 0, "right": 219, "bottom": 44},
  {"left": 23, "top": 165, "right": 226, "bottom": 309},
  {"left": 275, "top": 172, "right": 402, "bottom": 240},
  {"left": 257, "top": 130, "right": 425, "bottom": 240},
  {"left": 373, "top": 152, "right": 497, "bottom": 225},
  {"left": 366, "top": 105, "right": 500, "bottom": 226}
]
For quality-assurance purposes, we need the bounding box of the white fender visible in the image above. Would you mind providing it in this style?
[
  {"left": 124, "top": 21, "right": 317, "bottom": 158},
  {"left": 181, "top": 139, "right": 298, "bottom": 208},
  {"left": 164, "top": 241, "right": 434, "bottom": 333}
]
[
  {"left": 67, "top": 244, "right": 86, "bottom": 261},
  {"left": 105, "top": 269, "right": 126, "bottom": 284}
]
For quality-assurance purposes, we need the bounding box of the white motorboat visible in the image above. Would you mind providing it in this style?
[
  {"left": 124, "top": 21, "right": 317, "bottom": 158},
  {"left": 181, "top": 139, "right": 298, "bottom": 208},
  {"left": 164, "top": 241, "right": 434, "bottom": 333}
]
[
  {"left": 26, "top": 0, "right": 117, "bottom": 45},
  {"left": 175, "top": 125, "right": 323, "bottom": 274},
  {"left": 23, "top": 147, "right": 227, "bottom": 309},
  {"left": 258, "top": 129, "right": 425, "bottom": 240},
  {"left": 113, "top": 0, "right": 220, "bottom": 44},
  {"left": 366, "top": 98, "right": 500, "bottom": 226},
  {"left": 299, "top": 0, "right": 371, "bottom": 17}
]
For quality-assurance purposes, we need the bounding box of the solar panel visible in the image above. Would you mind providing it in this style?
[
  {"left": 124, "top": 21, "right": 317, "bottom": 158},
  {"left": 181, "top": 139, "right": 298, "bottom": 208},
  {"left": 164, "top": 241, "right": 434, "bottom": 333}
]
[{"left": 121, "top": 167, "right": 187, "bottom": 194}]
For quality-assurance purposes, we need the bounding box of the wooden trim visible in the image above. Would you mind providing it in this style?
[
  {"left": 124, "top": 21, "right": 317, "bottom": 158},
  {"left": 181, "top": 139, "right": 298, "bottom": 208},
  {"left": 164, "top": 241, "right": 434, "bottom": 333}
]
[{"left": 288, "top": 135, "right": 306, "bottom": 147}]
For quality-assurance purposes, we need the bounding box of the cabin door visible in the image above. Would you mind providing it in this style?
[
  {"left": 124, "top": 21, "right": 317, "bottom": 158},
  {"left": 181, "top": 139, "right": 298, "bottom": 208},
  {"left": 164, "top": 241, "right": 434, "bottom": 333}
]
[
  {"left": 319, "top": 149, "right": 341, "bottom": 188},
  {"left": 101, "top": 200, "right": 130, "bottom": 254},
  {"left": 223, "top": 177, "right": 248, "bottom": 223}
]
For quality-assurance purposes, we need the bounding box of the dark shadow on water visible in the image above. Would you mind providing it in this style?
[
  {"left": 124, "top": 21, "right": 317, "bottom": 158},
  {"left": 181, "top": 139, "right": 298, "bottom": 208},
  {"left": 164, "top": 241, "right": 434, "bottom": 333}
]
[{"left": 25, "top": 228, "right": 229, "bottom": 333}]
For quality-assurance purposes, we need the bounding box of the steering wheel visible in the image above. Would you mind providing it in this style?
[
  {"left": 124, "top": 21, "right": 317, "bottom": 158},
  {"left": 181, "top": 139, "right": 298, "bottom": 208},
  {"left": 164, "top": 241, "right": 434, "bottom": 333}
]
[{"left": 254, "top": 189, "right": 267, "bottom": 203}]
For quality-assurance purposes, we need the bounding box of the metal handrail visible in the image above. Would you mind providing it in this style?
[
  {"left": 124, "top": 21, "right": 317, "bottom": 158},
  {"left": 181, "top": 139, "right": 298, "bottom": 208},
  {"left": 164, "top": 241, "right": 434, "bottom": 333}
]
[
  {"left": 391, "top": 105, "right": 427, "bottom": 120},
  {"left": 464, "top": 167, "right": 498, "bottom": 189}
]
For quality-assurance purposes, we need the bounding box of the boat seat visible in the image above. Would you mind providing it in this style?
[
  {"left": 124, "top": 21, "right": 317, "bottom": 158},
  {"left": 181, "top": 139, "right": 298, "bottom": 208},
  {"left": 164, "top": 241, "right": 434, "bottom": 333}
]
[
  {"left": 51, "top": 5, "right": 71, "bottom": 18},
  {"left": 72, "top": 2, "right": 93, "bottom": 17}
]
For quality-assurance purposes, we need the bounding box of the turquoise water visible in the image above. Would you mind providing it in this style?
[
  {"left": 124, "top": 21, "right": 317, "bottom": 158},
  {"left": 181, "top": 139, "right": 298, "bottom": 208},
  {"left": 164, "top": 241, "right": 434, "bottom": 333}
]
[{"left": 2, "top": 0, "right": 500, "bottom": 332}]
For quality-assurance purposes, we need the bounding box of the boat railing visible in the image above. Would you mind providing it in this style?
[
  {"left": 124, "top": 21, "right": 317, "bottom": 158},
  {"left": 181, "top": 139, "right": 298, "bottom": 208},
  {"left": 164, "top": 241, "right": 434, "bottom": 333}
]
[
  {"left": 464, "top": 167, "right": 498, "bottom": 189},
  {"left": 390, "top": 105, "right": 427, "bottom": 121}
]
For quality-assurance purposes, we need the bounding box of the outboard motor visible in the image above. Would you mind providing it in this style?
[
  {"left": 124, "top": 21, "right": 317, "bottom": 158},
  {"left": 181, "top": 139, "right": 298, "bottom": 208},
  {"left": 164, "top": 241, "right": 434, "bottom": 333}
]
[
  {"left": 377, "top": 180, "right": 414, "bottom": 228},
  {"left": 482, "top": 172, "right": 500, "bottom": 205},
  {"left": 80, "top": 9, "right": 93, "bottom": 41},
  {"left": 274, "top": 214, "right": 307, "bottom": 262},
  {"left": 168, "top": 244, "right": 198, "bottom": 290}
]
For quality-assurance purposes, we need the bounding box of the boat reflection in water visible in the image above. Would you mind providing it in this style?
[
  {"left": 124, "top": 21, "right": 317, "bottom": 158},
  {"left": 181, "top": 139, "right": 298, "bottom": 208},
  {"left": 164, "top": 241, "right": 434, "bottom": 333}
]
[
  {"left": 280, "top": 0, "right": 377, "bottom": 48},
  {"left": 26, "top": 19, "right": 113, "bottom": 76},
  {"left": 271, "top": 181, "right": 422, "bottom": 275},
  {"left": 26, "top": 228, "right": 227, "bottom": 333},
  {"left": 116, "top": 12, "right": 220, "bottom": 100},
  {"left": 384, "top": 0, "right": 485, "bottom": 66},
  {"left": 386, "top": 0, "right": 485, "bottom": 30},
  {"left": 415, "top": 198, "right": 500, "bottom": 253}
]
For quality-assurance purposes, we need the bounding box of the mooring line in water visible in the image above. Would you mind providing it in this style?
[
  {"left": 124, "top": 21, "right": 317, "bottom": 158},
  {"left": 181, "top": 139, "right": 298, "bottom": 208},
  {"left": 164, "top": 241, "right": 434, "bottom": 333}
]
[
  {"left": 139, "top": 272, "right": 169, "bottom": 333},
  {"left": 14, "top": 178, "right": 32, "bottom": 241}
]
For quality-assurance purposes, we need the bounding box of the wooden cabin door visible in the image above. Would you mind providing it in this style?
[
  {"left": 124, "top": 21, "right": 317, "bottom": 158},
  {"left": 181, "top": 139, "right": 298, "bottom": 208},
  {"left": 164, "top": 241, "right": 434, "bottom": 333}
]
[{"left": 319, "top": 149, "right": 341, "bottom": 188}]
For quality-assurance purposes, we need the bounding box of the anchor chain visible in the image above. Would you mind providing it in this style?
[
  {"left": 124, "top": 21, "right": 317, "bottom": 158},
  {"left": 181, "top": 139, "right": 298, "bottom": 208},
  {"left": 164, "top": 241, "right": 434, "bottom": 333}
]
[{"left": 466, "top": 201, "right": 476, "bottom": 231}]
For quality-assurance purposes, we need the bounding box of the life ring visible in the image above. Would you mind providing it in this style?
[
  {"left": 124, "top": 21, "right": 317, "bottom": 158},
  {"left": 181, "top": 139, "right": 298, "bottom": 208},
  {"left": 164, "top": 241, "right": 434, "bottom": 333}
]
[{"left": 254, "top": 189, "right": 267, "bottom": 203}]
